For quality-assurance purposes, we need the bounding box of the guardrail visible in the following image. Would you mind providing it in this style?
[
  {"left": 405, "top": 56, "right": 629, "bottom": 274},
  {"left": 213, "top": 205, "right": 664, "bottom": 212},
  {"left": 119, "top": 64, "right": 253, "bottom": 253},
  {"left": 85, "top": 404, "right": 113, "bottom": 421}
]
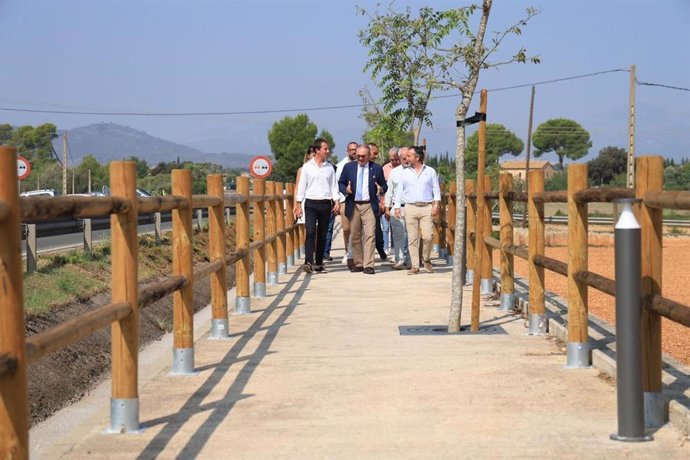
[
  {"left": 0, "top": 145, "right": 300, "bottom": 458},
  {"left": 463, "top": 156, "right": 690, "bottom": 428}
]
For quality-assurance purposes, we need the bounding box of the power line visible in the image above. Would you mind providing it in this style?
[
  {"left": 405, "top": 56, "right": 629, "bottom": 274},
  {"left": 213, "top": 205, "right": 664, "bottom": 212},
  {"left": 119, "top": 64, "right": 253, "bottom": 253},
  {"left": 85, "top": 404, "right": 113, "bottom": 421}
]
[{"left": 636, "top": 80, "right": 690, "bottom": 92}]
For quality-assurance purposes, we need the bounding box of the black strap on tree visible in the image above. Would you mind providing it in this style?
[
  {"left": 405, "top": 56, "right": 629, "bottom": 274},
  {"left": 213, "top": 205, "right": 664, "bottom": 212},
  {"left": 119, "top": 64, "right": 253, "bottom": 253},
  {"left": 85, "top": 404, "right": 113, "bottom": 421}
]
[{"left": 456, "top": 112, "right": 486, "bottom": 127}]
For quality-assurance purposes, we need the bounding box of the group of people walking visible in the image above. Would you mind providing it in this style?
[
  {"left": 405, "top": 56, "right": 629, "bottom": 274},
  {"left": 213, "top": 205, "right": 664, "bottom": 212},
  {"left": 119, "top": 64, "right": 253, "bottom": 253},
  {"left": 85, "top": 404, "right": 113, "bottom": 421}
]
[{"left": 294, "top": 138, "right": 441, "bottom": 276}]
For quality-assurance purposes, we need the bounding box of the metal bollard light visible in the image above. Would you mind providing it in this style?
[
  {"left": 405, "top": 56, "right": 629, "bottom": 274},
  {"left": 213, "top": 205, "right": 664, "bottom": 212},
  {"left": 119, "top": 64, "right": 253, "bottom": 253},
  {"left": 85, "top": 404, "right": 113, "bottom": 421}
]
[{"left": 610, "top": 198, "right": 653, "bottom": 442}]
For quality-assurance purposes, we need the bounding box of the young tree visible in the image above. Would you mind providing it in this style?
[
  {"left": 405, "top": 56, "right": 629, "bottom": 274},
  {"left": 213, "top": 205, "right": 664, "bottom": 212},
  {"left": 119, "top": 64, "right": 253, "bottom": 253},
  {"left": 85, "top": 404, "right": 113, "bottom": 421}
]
[
  {"left": 359, "top": 88, "right": 415, "bottom": 156},
  {"left": 587, "top": 146, "right": 626, "bottom": 186},
  {"left": 360, "top": 0, "right": 539, "bottom": 331},
  {"left": 465, "top": 124, "right": 524, "bottom": 176},
  {"left": 267, "top": 114, "right": 318, "bottom": 181},
  {"left": 532, "top": 118, "right": 592, "bottom": 169}
]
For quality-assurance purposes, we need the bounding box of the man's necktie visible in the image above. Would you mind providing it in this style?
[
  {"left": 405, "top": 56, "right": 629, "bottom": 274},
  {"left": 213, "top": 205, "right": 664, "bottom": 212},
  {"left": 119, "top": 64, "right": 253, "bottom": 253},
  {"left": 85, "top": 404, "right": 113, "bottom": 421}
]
[{"left": 355, "top": 166, "right": 364, "bottom": 201}]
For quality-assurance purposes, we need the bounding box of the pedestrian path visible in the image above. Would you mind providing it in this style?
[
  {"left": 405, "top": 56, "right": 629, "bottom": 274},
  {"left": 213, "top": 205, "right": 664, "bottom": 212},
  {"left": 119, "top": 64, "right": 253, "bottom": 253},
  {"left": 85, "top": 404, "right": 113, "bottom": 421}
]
[{"left": 39, "top": 235, "right": 689, "bottom": 459}]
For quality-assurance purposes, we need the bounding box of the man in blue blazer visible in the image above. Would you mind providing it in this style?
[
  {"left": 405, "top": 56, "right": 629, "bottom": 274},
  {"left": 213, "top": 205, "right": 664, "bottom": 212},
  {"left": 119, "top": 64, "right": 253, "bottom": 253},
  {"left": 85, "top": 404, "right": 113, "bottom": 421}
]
[{"left": 338, "top": 144, "right": 388, "bottom": 274}]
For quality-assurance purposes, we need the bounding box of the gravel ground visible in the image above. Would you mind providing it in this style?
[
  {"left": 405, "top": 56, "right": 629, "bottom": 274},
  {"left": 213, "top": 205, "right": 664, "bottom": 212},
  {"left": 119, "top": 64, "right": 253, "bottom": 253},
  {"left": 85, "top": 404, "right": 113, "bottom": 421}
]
[{"left": 504, "top": 227, "right": 690, "bottom": 365}]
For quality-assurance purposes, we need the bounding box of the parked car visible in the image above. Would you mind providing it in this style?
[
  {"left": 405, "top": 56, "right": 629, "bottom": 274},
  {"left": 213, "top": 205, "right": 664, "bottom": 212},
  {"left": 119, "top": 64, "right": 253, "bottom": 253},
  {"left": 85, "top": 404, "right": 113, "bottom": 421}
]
[{"left": 20, "top": 189, "right": 59, "bottom": 197}]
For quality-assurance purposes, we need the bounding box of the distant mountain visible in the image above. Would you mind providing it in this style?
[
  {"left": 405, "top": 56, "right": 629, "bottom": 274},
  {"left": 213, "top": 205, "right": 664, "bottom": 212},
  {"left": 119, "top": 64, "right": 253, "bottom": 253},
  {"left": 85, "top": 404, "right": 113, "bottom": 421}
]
[{"left": 54, "top": 122, "right": 256, "bottom": 169}]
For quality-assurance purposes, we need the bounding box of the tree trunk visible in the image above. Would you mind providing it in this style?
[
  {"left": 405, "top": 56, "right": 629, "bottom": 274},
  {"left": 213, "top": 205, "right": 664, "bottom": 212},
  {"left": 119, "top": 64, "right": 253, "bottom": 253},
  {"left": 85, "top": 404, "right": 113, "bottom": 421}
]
[{"left": 448, "top": 0, "right": 493, "bottom": 333}]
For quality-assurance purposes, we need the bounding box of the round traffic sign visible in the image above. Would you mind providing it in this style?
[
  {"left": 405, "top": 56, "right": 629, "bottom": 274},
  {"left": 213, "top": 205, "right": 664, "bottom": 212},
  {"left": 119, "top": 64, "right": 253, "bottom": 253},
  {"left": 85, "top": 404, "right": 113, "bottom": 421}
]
[
  {"left": 17, "top": 156, "right": 31, "bottom": 181},
  {"left": 249, "top": 155, "right": 272, "bottom": 179}
]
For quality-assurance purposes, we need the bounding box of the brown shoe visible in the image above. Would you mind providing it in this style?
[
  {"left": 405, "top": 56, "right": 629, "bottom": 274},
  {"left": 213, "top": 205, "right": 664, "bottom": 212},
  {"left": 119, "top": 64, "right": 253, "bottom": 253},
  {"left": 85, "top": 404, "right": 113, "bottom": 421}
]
[
  {"left": 424, "top": 261, "right": 434, "bottom": 273},
  {"left": 347, "top": 258, "right": 355, "bottom": 270},
  {"left": 350, "top": 266, "right": 364, "bottom": 273},
  {"left": 407, "top": 267, "right": 420, "bottom": 275},
  {"left": 363, "top": 267, "right": 375, "bottom": 275}
]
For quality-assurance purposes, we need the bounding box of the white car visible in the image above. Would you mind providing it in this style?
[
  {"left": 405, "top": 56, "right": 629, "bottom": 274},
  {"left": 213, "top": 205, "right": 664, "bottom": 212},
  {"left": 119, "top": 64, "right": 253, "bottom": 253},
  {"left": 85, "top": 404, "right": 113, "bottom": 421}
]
[{"left": 20, "top": 189, "right": 59, "bottom": 197}]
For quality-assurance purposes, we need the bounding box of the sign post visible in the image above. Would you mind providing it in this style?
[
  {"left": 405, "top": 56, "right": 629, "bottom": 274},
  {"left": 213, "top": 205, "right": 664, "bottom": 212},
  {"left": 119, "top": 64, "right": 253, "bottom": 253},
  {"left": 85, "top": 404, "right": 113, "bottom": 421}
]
[{"left": 249, "top": 156, "right": 272, "bottom": 179}]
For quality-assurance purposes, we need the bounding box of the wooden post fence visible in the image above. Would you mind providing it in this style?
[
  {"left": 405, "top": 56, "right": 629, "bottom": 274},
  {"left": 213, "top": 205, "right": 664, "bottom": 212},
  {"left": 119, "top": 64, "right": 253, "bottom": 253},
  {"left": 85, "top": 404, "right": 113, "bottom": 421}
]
[
  {"left": 527, "top": 170, "right": 546, "bottom": 335},
  {"left": 499, "top": 173, "right": 514, "bottom": 311},
  {"left": 266, "top": 181, "right": 279, "bottom": 285},
  {"left": 465, "top": 179, "right": 476, "bottom": 285},
  {"left": 276, "top": 181, "right": 287, "bottom": 274},
  {"left": 470, "top": 90, "right": 488, "bottom": 332},
  {"left": 480, "top": 175, "right": 493, "bottom": 294},
  {"left": 109, "top": 161, "right": 141, "bottom": 431},
  {"left": 285, "top": 183, "right": 296, "bottom": 267},
  {"left": 438, "top": 182, "right": 447, "bottom": 259},
  {"left": 235, "top": 175, "right": 251, "bottom": 314},
  {"left": 208, "top": 174, "right": 230, "bottom": 339},
  {"left": 0, "top": 145, "right": 29, "bottom": 458},
  {"left": 253, "top": 179, "right": 267, "bottom": 298},
  {"left": 447, "top": 181, "right": 456, "bottom": 266},
  {"left": 171, "top": 169, "right": 195, "bottom": 375}
]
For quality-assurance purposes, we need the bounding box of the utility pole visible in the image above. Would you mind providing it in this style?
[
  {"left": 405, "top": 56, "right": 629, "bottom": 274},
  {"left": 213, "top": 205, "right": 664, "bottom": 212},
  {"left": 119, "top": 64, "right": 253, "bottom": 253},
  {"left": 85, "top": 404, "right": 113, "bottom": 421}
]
[
  {"left": 88, "top": 169, "right": 92, "bottom": 193},
  {"left": 627, "top": 65, "right": 636, "bottom": 188},
  {"left": 62, "top": 132, "right": 68, "bottom": 195},
  {"left": 522, "top": 86, "right": 536, "bottom": 228}
]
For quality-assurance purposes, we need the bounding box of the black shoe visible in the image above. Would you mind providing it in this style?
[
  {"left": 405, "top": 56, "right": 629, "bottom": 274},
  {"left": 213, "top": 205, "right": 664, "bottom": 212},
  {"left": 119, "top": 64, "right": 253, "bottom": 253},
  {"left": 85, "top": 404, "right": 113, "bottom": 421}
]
[
  {"left": 378, "top": 250, "right": 387, "bottom": 261},
  {"left": 314, "top": 265, "right": 327, "bottom": 273},
  {"left": 350, "top": 266, "right": 364, "bottom": 273},
  {"left": 302, "top": 263, "right": 313, "bottom": 274},
  {"left": 347, "top": 259, "right": 355, "bottom": 270},
  {"left": 363, "top": 267, "right": 375, "bottom": 275},
  {"left": 324, "top": 255, "right": 333, "bottom": 261}
]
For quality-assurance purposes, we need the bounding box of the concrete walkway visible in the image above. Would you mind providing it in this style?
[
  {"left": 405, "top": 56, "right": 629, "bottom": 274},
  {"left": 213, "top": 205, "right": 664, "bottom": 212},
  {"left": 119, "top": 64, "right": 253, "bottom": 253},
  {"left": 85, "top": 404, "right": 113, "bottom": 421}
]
[{"left": 37, "top": 232, "right": 689, "bottom": 459}]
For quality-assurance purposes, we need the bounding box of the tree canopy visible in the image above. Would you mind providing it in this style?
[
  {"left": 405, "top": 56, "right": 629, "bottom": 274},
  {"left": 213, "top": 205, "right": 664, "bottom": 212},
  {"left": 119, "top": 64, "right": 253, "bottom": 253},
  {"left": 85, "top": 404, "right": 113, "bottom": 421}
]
[
  {"left": 465, "top": 124, "right": 523, "bottom": 176},
  {"left": 359, "top": 88, "right": 414, "bottom": 156},
  {"left": 587, "top": 146, "right": 627, "bottom": 186},
  {"left": 532, "top": 118, "right": 591, "bottom": 169},
  {"left": 267, "top": 114, "right": 318, "bottom": 181}
]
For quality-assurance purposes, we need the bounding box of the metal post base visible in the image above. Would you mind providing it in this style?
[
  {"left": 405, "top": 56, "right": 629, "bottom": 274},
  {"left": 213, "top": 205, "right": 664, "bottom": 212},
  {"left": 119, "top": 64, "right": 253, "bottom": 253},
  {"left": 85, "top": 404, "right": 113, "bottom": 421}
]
[
  {"left": 171, "top": 348, "right": 196, "bottom": 375},
  {"left": 432, "top": 244, "right": 440, "bottom": 255},
  {"left": 528, "top": 313, "right": 547, "bottom": 336},
  {"left": 439, "top": 248, "right": 447, "bottom": 259},
  {"left": 565, "top": 342, "right": 591, "bottom": 368},
  {"left": 294, "top": 250, "right": 300, "bottom": 261},
  {"left": 480, "top": 278, "right": 494, "bottom": 295},
  {"left": 286, "top": 255, "right": 294, "bottom": 267},
  {"left": 499, "top": 293, "right": 515, "bottom": 311},
  {"left": 446, "top": 254, "right": 454, "bottom": 266},
  {"left": 107, "top": 398, "right": 141, "bottom": 434},
  {"left": 644, "top": 391, "right": 666, "bottom": 427},
  {"left": 268, "top": 272, "right": 279, "bottom": 285},
  {"left": 610, "top": 433, "right": 653, "bottom": 442},
  {"left": 465, "top": 269, "right": 474, "bottom": 285},
  {"left": 299, "top": 245, "right": 305, "bottom": 256},
  {"left": 278, "top": 263, "right": 287, "bottom": 274},
  {"left": 253, "top": 282, "right": 266, "bottom": 298},
  {"left": 209, "top": 319, "right": 230, "bottom": 339},
  {"left": 235, "top": 296, "right": 251, "bottom": 314}
]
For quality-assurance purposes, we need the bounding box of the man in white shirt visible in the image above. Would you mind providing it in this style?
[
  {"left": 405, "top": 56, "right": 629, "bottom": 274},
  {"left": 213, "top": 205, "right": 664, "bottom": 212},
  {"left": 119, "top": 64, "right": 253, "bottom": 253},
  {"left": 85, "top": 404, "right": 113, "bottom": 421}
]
[
  {"left": 294, "top": 138, "right": 340, "bottom": 273},
  {"left": 384, "top": 146, "right": 411, "bottom": 270},
  {"left": 393, "top": 146, "right": 441, "bottom": 275},
  {"left": 335, "top": 141, "right": 358, "bottom": 269}
]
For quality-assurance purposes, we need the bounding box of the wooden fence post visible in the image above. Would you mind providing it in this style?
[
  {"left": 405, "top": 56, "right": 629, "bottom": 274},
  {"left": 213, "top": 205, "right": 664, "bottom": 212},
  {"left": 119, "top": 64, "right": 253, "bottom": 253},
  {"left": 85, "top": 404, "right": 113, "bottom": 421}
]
[
  {"left": 636, "top": 156, "right": 664, "bottom": 426},
  {"left": 433, "top": 203, "right": 440, "bottom": 256},
  {"left": 567, "top": 164, "right": 590, "bottom": 367},
  {"left": 447, "top": 181, "right": 457, "bottom": 266},
  {"left": 438, "top": 182, "right": 447, "bottom": 259},
  {"left": 465, "top": 179, "right": 476, "bottom": 285},
  {"left": 285, "top": 183, "right": 296, "bottom": 267},
  {"left": 0, "top": 145, "right": 29, "bottom": 458},
  {"left": 26, "top": 224, "right": 37, "bottom": 274},
  {"left": 208, "top": 174, "right": 230, "bottom": 339},
  {"left": 266, "top": 182, "right": 279, "bottom": 284},
  {"left": 235, "top": 176, "right": 251, "bottom": 313},
  {"left": 528, "top": 170, "right": 546, "bottom": 335},
  {"left": 499, "top": 173, "right": 515, "bottom": 311},
  {"left": 275, "top": 182, "right": 287, "bottom": 274},
  {"left": 171, "top": 169, "right": 195, "bottom": 375},
  {"left": 109, "top": 161, "right": 141, "bottom": 430},
  {"left": 480, "top": 175, "right": 494, "bottom": 294},
  {"left": 253, "top": 179, "right": 267, "bottom": 298}
]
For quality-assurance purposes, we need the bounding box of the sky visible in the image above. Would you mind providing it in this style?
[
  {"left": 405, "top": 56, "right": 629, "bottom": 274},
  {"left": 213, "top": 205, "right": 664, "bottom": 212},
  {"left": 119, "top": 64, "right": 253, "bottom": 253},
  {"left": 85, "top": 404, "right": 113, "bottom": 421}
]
[{"left": 1, "top": 0, "right": 689, "bottom": 167}]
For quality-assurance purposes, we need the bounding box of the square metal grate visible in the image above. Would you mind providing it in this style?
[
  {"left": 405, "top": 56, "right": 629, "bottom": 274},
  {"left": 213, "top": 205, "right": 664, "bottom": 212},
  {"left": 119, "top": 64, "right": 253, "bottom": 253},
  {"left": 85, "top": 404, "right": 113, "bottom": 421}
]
[{"left": 398, "top": 324, "right": 508, "bottom": 336}]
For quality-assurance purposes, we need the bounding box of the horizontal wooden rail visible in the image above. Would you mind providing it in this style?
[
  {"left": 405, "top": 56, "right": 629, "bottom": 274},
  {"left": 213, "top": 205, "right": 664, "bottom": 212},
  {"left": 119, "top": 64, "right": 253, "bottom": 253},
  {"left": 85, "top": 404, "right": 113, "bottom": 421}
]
[
  {"left": 504, "top": 244, "right": 529, "bottom": 260},
  {"left": 25, "top": 302, "right": 131, "bottom": 365},
  {"left": 533, "top": 254, "right": 568, "bottom": 277},
  {"left": 484, "top": 236, "right": 500, "bottom": 249},
  {"left": 139, "top": 275, "right": 187, "bottom": 309},
  {"left": 192, "top": 259, "right": 224, "bottom": 282},
  {"left": 643, "top": 191, "right": 690, "bottom": 210},
  {"left": 646, "top": 294, "right": 690, "bottom": 328},
  {"left": 138, "top": 196, "right": 188, "bottom": 214},
  {"left": 0, "top": 354, "right": 17, "bottom": 378},
  {"left": 191, "top": 195, "right": 222, "bottom": 209},
  {"left": 573, "top": 187, "right": 634, "bottom": 204},
  {"left": 0, "top": 202, "right": 9, "bottom": 223},
  {"left": 21, "top": 196, "right": 130, "bottom": 221},
  {"left": 504, "top": 191, "right": 528, "bottom": 202},
  {"left": 532, "top": 191, "right": 568, "bottom": 203},
  {"left": 226, "top": 248, "right": 248, "bottom": 267},
  {"left": 574, "top": 270, "right": 615, "bottom": 296}
]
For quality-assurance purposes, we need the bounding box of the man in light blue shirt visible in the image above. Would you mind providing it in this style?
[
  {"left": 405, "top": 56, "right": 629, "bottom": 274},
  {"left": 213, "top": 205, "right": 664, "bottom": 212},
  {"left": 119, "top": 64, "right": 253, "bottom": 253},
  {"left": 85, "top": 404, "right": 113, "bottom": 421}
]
[{"left": 393, "top": 146, "right": 441, "bottom": 274}]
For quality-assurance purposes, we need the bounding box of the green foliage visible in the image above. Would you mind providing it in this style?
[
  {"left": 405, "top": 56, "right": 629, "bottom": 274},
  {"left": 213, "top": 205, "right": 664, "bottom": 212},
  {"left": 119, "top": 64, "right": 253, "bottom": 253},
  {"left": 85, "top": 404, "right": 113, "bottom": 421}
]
[
  {"left": 587, "top": 146, "right": 627, "bottom": 186},
  {"left": 10, "top": 123, "right": 58, "bottom": 163},
  {"left": 0, "top": 123, "right": 12, "bottom": 143},
  {"left": 465, "top": 124, "right": 524, "bottom": 175},
  {"left": 426, "top": 152, "right": 456, "bottom": 182},
  {"left": 532, "top": 118, "right": 592, "bottom": 169},
  {"left": 664, "top": 160, "right": 690, "bottom": 191},
  {"left": 544, "top": 170, "right": 568, "bottom": 191},
  {"left": 267, "top": 114, "right": 318, "bottom": 181},
  {"left": 360, "top": 89, "right": 414, "bottom": 154},
  {"left": 126, "top": 156, "right": 150, "bottom": 179}
]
